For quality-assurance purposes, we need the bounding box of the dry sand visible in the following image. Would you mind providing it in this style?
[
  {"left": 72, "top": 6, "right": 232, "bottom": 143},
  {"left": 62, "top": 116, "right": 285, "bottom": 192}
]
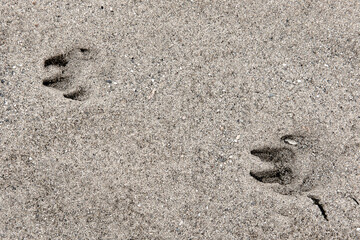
[{"left": 1, "top": 1, "right": 360, "bottom": 239}]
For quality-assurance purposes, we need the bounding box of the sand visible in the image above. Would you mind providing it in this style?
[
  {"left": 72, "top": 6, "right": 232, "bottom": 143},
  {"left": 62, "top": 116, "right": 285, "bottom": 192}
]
[{"left": 1, "top": 1, "right": 359, "bottom": 239}]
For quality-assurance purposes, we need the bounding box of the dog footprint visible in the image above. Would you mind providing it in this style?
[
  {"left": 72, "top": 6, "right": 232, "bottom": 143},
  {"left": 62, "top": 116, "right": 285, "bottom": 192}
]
[
  {"left": 250, "top": 134, "right": 331, "bottom": 220},
  {"left": 42, "top": 48, "right": 93, "bottom": 101}
]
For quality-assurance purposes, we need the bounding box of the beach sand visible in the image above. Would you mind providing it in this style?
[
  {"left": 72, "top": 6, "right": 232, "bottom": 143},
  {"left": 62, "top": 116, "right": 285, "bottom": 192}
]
[{"left": 1, "top": 1, "right": 359, "bottom": 239}]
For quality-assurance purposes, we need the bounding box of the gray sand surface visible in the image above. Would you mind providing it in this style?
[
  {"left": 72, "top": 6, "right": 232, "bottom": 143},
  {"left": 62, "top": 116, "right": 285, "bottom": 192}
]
[{"left": 1, "top": 1, "right": 360, "bottom": 239}]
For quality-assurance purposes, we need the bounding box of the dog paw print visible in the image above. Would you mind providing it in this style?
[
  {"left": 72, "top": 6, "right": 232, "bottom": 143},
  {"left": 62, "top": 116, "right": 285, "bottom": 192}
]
[
  {"left": 250, "top": 134, "right": 331, "bottom": 220},
  {"left": 249, "top": 135, "right": 316, "bottom": 191},
  {"left": 42, "top": 48, "right": 94, "bottom": 101}
]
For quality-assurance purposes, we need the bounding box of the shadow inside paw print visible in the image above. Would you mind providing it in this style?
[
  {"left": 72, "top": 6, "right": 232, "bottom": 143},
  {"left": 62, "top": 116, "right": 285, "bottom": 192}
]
[
  {"left": 43, "top": 76, "right": 70, "bottom": 91},
  {"left": 42, "top": 48, "right": 93, "bottom": 101},
  {"left": 44, "top": 54, "right": 68, "bottom": 67}
]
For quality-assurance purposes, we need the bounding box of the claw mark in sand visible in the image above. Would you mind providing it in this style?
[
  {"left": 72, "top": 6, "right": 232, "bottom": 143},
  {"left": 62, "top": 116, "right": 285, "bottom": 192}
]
[
  {"left": 308, "top": 195, "right": 328, "bottom": 221},
  {"left": 351, "top": 196, "right": 359, "bottom": 205}
]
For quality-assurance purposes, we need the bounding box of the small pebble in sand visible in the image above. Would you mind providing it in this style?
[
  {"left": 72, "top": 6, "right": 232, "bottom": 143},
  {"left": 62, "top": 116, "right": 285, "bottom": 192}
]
[
  {"left": 217, "top": 155, "right": 227, "bottom": 162},
  {"left": 148, "top": 88, "right": 156, "bottom": 100},
  {"left": 283, "top": 138, "right": 298, "bottom": 146}
]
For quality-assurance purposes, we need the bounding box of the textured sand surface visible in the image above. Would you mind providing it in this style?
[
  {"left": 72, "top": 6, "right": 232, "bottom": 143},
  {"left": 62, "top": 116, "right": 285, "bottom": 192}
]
[{"left": 1, "top": 1, "right": 360, "bottom": 239}]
